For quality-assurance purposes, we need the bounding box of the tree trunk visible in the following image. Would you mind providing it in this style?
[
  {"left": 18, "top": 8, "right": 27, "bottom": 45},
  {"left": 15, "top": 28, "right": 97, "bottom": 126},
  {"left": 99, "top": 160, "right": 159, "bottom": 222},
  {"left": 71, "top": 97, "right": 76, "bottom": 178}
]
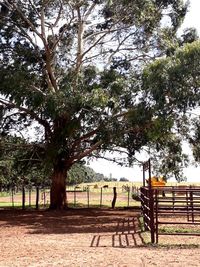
[{"left": 49, "top": 166, "right": 67, "bottom": 210}]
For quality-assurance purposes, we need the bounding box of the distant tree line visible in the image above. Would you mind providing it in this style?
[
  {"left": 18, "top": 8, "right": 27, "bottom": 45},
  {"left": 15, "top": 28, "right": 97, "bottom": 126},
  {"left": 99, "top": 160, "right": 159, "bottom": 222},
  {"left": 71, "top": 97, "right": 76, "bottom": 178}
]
[
  {"left": 119, "top": 177, "right": 129, "bottom": 182},
  {"left": 68, "top": 164, "right": 118, "bottom": 185}
]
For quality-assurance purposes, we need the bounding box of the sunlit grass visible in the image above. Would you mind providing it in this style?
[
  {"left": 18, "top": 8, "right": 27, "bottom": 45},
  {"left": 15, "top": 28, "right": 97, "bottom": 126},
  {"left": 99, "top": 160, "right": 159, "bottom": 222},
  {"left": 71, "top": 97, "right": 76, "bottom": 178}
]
[{"left": 0, "top": 202, "right": 22, "bottom": 207}]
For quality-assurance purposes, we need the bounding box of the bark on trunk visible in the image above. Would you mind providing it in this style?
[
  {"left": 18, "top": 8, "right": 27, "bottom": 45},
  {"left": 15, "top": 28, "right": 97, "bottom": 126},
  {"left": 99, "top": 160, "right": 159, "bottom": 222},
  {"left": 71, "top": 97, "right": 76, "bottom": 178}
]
[{"left": 50, "top": 166, "right": 67, "bottom": 209}]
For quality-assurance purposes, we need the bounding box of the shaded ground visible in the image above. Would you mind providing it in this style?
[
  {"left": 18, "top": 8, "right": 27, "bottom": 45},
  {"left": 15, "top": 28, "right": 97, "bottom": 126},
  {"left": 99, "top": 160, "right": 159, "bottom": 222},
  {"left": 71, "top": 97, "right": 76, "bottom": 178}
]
[{"left": 1, "top": 208, "right": 200, "bottom": 266}]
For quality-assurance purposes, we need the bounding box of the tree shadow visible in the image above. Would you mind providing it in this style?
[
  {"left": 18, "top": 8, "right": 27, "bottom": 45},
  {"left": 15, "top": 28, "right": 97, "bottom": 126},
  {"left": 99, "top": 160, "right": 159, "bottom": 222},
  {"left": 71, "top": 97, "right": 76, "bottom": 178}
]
[{"left": 0, "top": 208, "right": 141, "bottom": 237}]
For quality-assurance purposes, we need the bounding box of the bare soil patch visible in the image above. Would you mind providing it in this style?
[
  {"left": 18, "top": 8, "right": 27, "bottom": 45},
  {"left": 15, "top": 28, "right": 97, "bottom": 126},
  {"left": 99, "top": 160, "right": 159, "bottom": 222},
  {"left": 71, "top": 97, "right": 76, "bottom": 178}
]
[{"left": 0, "top": 208, "right": 200, "bottom": 267}]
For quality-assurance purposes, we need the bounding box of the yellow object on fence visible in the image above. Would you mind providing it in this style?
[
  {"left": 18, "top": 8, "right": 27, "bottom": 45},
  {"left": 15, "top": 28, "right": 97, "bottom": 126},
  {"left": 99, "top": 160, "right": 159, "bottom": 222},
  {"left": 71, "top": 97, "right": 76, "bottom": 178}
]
[{"left": 150, "top": 176, "right": 166, "bottom": 187}]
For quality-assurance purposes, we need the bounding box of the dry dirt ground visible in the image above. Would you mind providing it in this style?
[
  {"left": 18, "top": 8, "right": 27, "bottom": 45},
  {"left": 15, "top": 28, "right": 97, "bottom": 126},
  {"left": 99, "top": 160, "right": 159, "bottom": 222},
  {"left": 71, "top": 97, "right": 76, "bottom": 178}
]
[{"left": 1, "top": 208, "right": 200, "bottom": 267}]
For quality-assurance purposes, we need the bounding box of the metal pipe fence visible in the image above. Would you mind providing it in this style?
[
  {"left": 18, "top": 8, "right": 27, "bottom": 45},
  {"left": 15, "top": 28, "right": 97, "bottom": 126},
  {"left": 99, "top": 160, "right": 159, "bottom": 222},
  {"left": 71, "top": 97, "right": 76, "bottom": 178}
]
[{"left": 140, "top": 186, "right": 200, "bottom": 243}]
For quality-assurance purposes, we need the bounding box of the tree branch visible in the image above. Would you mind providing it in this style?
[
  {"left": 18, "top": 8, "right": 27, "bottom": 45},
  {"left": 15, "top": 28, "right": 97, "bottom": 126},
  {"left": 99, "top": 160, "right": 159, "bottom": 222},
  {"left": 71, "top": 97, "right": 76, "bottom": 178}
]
[
  {"left": 40, "top": 4, "right": 47, "bottom": 42},
  {"left": 91, "top": 154, "right": 142, "bottom": 166},
  {"left": 72, "top": 140, "right": 103, "bottom": 163},
  {"left": 5, "top": 1, "right": 43, "bottom": 40},
  {"left": 83, "top": 2, "right": 96, "bottom": 21},
  {"left": 75, "top": 6, "right": 85, "bottom": 75},
  {"left": 0, "top": 98, "right": 51, "bottom": 135},
  {"left": 29, "top": 85, "right": 47, "bottom": 96},
  {"left": 84, "top": 23, "right": 132, "bottom": 42},
  {"left": 82, "top": 32, "right": 108, "bottom": 59},
  {"left": 11, "top": 21, "right": 38, "bottom": 49},
  {"left": 71, "top": 128, "right": 98, "bottom": 151},
  {"left": 106, "top": 32, "right": 138, "bottom": 66},
  {"left": 52, "top": 0, "right": 63, "bottom": 27},
  {"left": 28, "top": 0, "right": 40, "bottom": 18}
]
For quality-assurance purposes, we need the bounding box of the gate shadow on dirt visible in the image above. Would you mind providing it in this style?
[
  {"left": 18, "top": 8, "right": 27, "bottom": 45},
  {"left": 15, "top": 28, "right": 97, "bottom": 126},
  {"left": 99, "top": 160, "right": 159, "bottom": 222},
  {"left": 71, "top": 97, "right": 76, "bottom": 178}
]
[{"left": 90, "top": 217, "right": 145, "bottom": 247}]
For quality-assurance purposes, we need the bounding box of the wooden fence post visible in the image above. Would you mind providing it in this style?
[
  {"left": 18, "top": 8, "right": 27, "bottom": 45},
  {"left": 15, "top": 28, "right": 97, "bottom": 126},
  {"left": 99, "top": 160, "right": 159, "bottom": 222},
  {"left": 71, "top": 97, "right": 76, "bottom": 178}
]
[
  {"left": 29, "top": 187, "right": 31, "bottom": 207},
  {"left": 127, "top": 187, "right": 130, "bottom": 207},
  {"left": 11, "top": 187, "right": 14, "bottom": 208},
  {"left": 87, "top": 187, "right": 90, "bottom": 208},
  {"left": 36, "top": 186, "right": 39, "bottom": 210},
  {"left": 22, "top": 186, "right": 25, "bottom": 210},
  {"left": 112, "top": 187, "right": 117, "bottom": 209},
  {"left": 100, "top": 187, "right": 103, "bottom": 207},
  {"left": 74, "top": 187, "right": 76, "bottom": 207}
]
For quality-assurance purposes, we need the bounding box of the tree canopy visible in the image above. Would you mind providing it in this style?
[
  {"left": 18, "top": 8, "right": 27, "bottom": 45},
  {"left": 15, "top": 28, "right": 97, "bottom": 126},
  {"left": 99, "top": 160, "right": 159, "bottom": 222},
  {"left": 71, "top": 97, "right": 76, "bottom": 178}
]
[
  {"left": 141, "top": 40, "right": 200, "bottom": 180},
  {"left": 0, "top": 0, "right": 198, "bottom": 208}
]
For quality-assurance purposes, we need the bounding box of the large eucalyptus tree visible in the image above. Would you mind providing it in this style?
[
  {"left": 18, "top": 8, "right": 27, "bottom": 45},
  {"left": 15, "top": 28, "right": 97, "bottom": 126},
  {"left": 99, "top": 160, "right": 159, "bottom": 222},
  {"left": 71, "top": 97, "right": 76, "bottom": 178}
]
[{"left": 0, "top": 0, "right": 189, "bottom": 208}]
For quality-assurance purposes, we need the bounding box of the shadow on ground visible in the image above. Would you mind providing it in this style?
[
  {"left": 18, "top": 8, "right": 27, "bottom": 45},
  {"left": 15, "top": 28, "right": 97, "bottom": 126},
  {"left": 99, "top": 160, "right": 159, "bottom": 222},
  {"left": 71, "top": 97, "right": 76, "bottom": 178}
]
[
  {"left": 90, "top": 216, "right": 145, "bottom": 247},
  {"left": 0, "top": 208, "right": 144, "bottom": 245}
]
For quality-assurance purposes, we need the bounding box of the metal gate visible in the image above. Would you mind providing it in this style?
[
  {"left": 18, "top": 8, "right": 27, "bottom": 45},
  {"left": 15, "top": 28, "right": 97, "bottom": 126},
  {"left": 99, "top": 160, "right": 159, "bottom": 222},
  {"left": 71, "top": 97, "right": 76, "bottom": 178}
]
[{"left": 140, "top": 186, "right": 200, "bottom": 243}]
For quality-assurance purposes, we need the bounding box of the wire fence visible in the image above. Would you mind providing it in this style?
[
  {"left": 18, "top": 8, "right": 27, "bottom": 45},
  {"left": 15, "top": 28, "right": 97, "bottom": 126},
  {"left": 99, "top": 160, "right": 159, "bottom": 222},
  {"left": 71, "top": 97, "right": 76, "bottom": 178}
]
[
  {"left": 0, "top": 187, "right": 50, "bottom": 209},
  {"left": 0, "top": 185, "right": 141, "bottom": 209}
]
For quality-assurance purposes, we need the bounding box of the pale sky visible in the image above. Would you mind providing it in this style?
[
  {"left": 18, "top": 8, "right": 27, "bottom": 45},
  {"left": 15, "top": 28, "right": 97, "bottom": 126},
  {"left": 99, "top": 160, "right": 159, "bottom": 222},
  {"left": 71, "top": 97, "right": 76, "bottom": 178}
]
[
  {"left": 181, "top": 0, "right": 200, "bottom": 32},
  {"left": 89, "top": 0, "right": 200, "bottom": 183}
]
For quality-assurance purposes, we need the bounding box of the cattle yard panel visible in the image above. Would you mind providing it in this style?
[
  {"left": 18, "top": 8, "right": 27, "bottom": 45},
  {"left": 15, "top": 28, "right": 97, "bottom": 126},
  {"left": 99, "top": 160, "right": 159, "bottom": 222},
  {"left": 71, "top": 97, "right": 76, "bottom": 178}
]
[
  {"left": 140, "top": 186, "right": 155, "bottom": 243},
  {"left": 140, "top": 186, "right": 200, "bottom": 243}
]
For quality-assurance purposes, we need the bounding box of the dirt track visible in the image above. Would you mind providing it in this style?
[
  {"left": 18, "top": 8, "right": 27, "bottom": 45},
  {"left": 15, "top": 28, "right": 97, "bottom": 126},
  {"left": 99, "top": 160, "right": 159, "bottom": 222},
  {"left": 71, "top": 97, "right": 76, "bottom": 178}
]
[{"left": 0, "top": 208, "right": 200, "bottom": 267}]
